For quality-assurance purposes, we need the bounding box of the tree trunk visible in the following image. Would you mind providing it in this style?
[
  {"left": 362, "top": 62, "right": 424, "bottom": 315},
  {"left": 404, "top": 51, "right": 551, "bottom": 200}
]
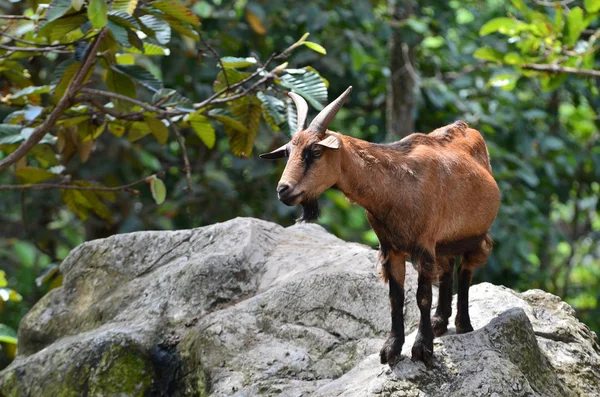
[{"left": 386, "top": 0, "right": 419, "bottom": 141}]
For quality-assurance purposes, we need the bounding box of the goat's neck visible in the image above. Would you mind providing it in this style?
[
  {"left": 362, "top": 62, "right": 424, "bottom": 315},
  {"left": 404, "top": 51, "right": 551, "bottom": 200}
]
[{"left": 336, "top": 136, "right": 400, "bottom": 218}]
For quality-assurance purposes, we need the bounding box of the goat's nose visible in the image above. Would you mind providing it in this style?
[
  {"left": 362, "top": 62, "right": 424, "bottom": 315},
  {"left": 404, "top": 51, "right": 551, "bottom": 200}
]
[{"left": 277, "top": 183, "right": 291, "bottom": 195}]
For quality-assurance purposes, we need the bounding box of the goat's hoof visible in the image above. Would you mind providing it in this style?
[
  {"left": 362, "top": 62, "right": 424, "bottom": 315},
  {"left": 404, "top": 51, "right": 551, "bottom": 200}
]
[
  {"left": 411, "top": 339, "right": 433, "bottom": 367},
  {"left": 432, "top": 316, "right": 448, "bottom": 337},
  {"left": 380, "top": 336, "right": 404, "bottom": 367},
  {"left": 456, "top": 323, "right": 474, "bottom": 334}
]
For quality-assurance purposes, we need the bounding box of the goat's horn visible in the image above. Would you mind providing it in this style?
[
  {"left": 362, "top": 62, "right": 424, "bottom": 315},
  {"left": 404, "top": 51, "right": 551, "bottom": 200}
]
[
  {"left": 307, "top": 86, "right": 353, "bottom": 137},
  {"left": 288, "top": 92, "right": 308, "bottom": 133}
]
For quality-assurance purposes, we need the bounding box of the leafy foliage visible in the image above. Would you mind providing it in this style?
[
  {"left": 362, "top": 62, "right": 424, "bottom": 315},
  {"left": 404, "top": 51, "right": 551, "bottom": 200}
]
[{"left": 0, "top": 0, "right": 598, "bottom": 372}]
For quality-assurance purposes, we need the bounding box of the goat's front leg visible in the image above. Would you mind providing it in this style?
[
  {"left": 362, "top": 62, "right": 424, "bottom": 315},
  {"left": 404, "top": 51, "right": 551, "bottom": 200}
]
[
  {"left": 379, "top": 250, "right": 406, "bottom": 367},
  {"left": 411, "top": 249, "right": 435, "bottom": 366},
  {"left": 432, "top": 256, "right": 454, "bottom": 337}
]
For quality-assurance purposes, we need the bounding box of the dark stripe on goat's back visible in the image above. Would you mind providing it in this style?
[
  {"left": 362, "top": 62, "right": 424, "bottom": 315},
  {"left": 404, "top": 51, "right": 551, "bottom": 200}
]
[{"left": 436, "top": 234, "right": 487, "bottom": 256}]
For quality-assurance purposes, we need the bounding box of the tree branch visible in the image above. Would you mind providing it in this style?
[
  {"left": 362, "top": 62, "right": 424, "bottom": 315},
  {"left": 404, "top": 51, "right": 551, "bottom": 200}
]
[
  {"left": 198, "top": 30, "right": 230, "bottom": 89},
  {"left": 0, "top": 44, "right": 72, "bottom": 53},
  {"left": 0, "top": 174, "right": 162, "bottom": 193},
  {"left": 521, "top": 64, "right": 600, "bottom": 78},
  {"left": 0, "top": 32, "right": 70, "bottom": 47},
  {"left": 169, "top": 120, "right": 192, "bottom": 191},
  {"left": 79, "top": 87, "right": 178, "bottom": 116},
  {"left": 0, "top": 27, "right": 108, "bottom": 173},
  {"left": 0, "top": 15, "right": 45, "bottom": 21},
  {"left": 192, "top": 52, "right": 278, "bottom": 110},
  {"left": 77, "top": 96, "right": 145, "bottom": 121},
  {"left": 193, "top": 74, "right": 271, "bottom": 109}
]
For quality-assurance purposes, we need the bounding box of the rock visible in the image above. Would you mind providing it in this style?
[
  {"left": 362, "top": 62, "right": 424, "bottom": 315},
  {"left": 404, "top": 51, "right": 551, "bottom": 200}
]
[{"left": 1, "top": 218, "right": 598, "bottom": 396}]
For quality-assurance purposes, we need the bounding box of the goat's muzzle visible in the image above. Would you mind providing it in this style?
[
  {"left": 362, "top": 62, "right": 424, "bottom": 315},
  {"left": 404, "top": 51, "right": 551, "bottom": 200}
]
[{"left": 277, "top": 182, "right": 304, "bottom": 206}]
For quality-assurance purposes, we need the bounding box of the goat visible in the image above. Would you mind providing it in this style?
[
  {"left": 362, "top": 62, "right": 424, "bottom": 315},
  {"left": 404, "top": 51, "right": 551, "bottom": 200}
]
[{"left": 260, "top": 87, "right": 501, "bottom": 367}]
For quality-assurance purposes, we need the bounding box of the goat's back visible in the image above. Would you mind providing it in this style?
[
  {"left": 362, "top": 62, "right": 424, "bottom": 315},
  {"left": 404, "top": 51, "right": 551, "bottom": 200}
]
[{"left": 429, "top": 121, "right": 492, "bottom": 174}]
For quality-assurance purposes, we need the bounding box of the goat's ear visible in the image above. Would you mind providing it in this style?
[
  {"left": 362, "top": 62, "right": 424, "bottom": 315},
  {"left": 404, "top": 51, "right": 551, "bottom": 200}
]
[
  {"left": 259, "top": 144, "right": 288, "bottom": 159},
  {"left": 316, "top": 134, "right": 340, "bottom": 150}
]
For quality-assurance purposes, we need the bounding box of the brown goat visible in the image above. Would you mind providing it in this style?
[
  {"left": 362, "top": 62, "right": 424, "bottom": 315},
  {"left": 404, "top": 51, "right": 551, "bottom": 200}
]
[{"left": 260, "top": 87, "right": 501, "bottom": 367}]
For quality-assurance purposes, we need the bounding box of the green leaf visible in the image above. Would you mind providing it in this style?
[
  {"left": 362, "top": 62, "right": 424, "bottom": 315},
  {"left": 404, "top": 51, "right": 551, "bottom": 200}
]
[
  {"left": 54, "top": 65, "right": 76, "bottom": 101},
  {"left": 11, "top": 85, "right": 54, "bottom": 99},
  {"left": 422, "top": 36, "right": 445, "bottom": 49},
  {"left": 0, "top": 124, "right": 22, "bottom": 137},
  {"left": 479, "top": 17, "right": 526, "bottom": 36},
  {"left": 127, "top": 29, "right": 144, "bottom": 51},
  {"left": 488, "top": 73, "right": 520, "bottom": 91},
  {"left": 67, "top": 184, "right": 113, "bottom": 221},
  {"left": 150, "top": 176, "right": 166, "bottom": 204},
  {"left": 107, "top": 20, "right": 130, "bottom": 48},
  {"left": 163, "top": 16, "right": 200, "bottom": 40},
  {"left": 46, "top": 0, "right": 73, "bottom": 23},
  {"left": 62, "top": 189, "right": 89, "bottom": 221},
  {"left": 105, "top": 69, "right": 136, "bottom": 112},
  {"left": 585, "top": 0, "right": 600, "bottom": 12},
  {"left": 208, "top": 109, "right": 249, "bottom": 134},
  {"left": 0, "top": 324, "right": 17, "bottom": 345},
  {"left": 456, "top": 8, "right": 475, "bottom": 24},
  {"left": 220, "top": 57, "right": 257, "bottom": 69},
  {"left": 139, "top": 15, "right": 171, "bottom": 45},
  {"left": 15, "top": 167, "right": 58, "bottom": 184},
  {"left": 39, "top": 14, "right": 87, "bottom": 42},
  {"left": 540, "top": 73, "right": 567, "bottom": 92},
  {"left": 88, "top": 0, "right": 108, "bottom": 29},
  {"left": 503, "top": 52, "right": 522, "bottom": 65},
  {"left": 114, "top": 65, "right": 162, "bottom": 92},
  {"left": 150, "top": 1, "right": 200, "bottom": 26},
  {"left": 112, "top": 0, "right": 139, "bottom": 14},
  {"left": 54, "top": 62, "right": 93, "bottom": 101},
  {"left": 116, "top": 54, "right": 135, "bottom": 64},
  {"left": 188, "top": 112, "right": 216, "bottom": 148},
  {"left": 257, "top": 92, "right": 285, "bottom": 131},
  {"left": 125, "top": 42, "right": 169, "bottom": 56},
  {"left": 31, "top": 145, "right": 60, "bottom": 168},
  {"left": 0, "top": 288, "right": 22, "bottom": 302},
  {"left": 473, "top": 47, "right": 504, "bottom": 62},
  {"left": 72, "top": 0, "right": 85, "bottom": 11},
  {"left": 57, "top": 115, "right": 90, "bottom": 127},
  {"left": 278, "top": 69, "right": 328, "bottom": 110},
  {"left": 213, "top": 69, "right": 252, "bottom": 92},
  {"left": 145, "top": 117, "right": 169, "bottom": 144},
  {"left": 35, "top": 264, "right": 61, "bottom": 287},
  {"left": 565, "top": 7, "right": 585, "bottom": 46},
  {"left": 227, "top": 96, "right": 261, "bottom": 157},
  {"left": 303, "top": 41, "right": 327, "bottom": 54},
  {"left": 108, "top": 10, "right": 140, "bottom": 29},
  {"left": 109, "top": 122, "right": 126, "bottom": 137},
  {"left": 128, "top": 121, "right": 152, "bottom": 141},
  {"left": 0, "top": 271, "right": 7, "bottom": 287},
  {"left": 152, "top": 88, "right": 193, "bottom": 108}
]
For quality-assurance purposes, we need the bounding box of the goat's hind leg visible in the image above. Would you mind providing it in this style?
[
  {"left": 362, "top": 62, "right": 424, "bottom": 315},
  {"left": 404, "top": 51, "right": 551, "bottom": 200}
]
[
  {"left": 411, "top": 248, "right": 435, "bottom": 367},
  {"left": 432, "top": 256, "right": 454, "bottom": 337},
  {"left": 456, "top": 236, "right": 492, "bottom": 334},
  {"left": 379, "top": 249, "right": 406, "bottom": 367}
]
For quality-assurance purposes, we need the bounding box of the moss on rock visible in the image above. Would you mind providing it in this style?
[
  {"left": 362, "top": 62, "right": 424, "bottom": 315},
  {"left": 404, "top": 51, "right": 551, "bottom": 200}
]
[{"left": 88, "top": 344, "right": 154, "bottom": 397}]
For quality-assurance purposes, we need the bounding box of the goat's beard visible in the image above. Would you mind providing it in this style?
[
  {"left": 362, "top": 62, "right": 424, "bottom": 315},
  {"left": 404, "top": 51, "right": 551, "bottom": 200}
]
[{"left": 297, "top": 199, "right": 320, "bottom": 223}]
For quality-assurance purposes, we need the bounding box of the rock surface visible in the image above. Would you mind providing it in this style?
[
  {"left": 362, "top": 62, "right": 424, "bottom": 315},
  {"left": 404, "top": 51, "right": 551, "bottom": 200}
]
[{"left": 1, "top": 217, "right": 599, "bottom": 396}]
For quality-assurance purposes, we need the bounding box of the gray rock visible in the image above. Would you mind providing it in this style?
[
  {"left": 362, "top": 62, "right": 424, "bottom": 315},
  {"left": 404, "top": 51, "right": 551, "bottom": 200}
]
[{"left": 1, "top": 218, "right": 598, "bottom": 396}]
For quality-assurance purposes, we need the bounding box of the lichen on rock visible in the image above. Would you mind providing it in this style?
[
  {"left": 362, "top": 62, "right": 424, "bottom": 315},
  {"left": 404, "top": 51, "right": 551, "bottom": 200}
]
[{"left": 0, "top": 218, "right": 598, "bottom": 396}]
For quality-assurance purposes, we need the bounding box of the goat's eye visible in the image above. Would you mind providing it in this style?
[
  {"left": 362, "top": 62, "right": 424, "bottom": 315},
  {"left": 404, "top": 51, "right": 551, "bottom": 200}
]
[{"left": 313, "top": 148, "right": 323, "bottom": 157}]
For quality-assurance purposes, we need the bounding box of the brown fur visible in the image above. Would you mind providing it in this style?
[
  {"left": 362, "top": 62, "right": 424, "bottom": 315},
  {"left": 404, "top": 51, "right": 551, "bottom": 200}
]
[{"left": 267, "top": 120, "right": 500, "bottom": 366}]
